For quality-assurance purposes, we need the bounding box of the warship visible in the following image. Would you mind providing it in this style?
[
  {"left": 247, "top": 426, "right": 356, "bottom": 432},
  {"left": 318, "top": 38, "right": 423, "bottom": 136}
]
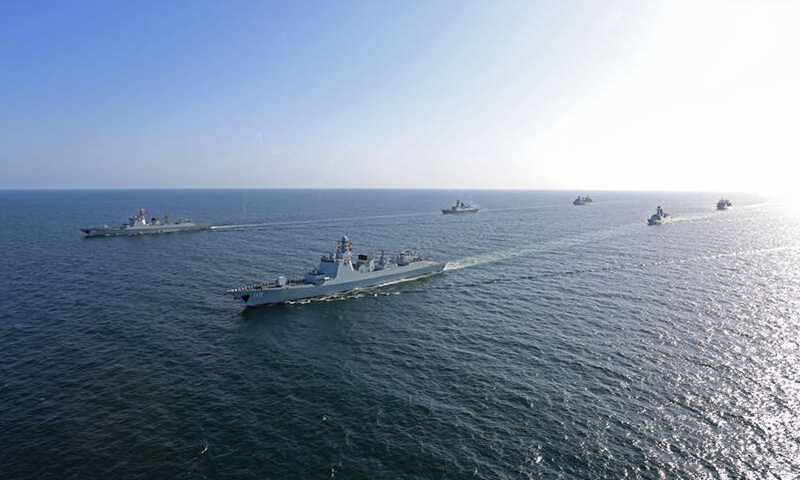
[
  {"left": 647, "top": 206, "right": 671, "bottom": 225},
  {"left": 573, "top": 196, "right": 593, "bottom": 205},
  {"left": 716, "top": 198, "right": 733, "bottom": 210},
  {"left": 81, "top": 207, "right": 211, "bottom": 237},
  {"left": 442, "top": 199, "right": 479, "bottom": 214},
  {"left": 227, "top": 235, "right": 445, "bottom": 307}
]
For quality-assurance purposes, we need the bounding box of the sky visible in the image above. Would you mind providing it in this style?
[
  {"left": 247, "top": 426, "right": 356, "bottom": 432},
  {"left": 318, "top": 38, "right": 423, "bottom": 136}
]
[{"left": 1, "top": 0, "right": 797, "bottom": 192}]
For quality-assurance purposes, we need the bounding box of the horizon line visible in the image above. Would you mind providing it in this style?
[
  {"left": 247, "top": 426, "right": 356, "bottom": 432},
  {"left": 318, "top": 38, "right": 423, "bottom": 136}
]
[{"left": 0, "top": 187, "right": 759, "bottom": 194}]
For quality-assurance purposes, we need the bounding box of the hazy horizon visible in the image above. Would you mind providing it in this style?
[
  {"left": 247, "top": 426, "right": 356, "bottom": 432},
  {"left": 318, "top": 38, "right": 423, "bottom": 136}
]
[{"left": 0, "top": 186, "right": 759, "bottom": 194}]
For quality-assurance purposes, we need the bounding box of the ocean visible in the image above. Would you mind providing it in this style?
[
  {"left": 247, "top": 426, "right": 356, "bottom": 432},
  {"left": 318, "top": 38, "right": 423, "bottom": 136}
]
[{"left": 1, "top": 189, "right": 798, "bottom": 479}]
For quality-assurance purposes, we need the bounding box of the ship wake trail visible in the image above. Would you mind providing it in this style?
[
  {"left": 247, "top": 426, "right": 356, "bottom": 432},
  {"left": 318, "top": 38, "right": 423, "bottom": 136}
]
[
  {"left": 445, "top": 250, "right": 520, "bottom": 271},
  {"left": 669, "top": 212, "right": 716, "bottom": 224},
  {"left": 211, "top": 211, "right": 440, "bottom": 231},
  {"left": 482, "top": 203, "right": 570, "bottom": 213},
  {"left": 211, "top": 223, "right": 274, "bottom": 230},
  {"left": 444, "top": 221, "right": 790, "bottom": 273},
  {"left": 455, "top": 244, "right": 800, "bottom": 288},
  {"left": 445, "top": 225, "right": 637, "bottom": 271}
]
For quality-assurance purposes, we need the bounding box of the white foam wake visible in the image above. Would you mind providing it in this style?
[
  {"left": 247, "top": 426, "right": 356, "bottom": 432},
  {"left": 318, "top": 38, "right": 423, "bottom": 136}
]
[
  {"left": 210, "top": 211, "right": 441, "bottom": 231},
  {"left": 445, "top": 225, "right": 635, "bottom": 271}
]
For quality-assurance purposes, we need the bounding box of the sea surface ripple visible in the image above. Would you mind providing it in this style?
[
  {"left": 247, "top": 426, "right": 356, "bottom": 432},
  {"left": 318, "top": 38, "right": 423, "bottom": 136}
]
[{"left": 1, "top": 190, "right": 798, "bottom": 479}]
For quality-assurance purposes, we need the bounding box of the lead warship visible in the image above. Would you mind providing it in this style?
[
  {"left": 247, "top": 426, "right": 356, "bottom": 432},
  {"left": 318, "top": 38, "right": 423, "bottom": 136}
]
[
  {"left": 81, "top": 207, "right": 211, "bottom": 237},
  {"left": 227, "top": 235, "right": 445, "bottom": 307}
]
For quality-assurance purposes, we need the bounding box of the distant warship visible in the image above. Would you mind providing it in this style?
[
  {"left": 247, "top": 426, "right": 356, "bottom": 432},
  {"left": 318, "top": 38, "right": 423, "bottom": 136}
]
[
  {"left": 717, "top": 198, "right": 733, "bottom": 210},
  {"left": 442, "top": 199, "right": 478, "bottom": 214},
  {"left": 647, "top": 206, "right": 671, "bottom": 226},
  {"left": 81, "top": 207, "right": 210, "bottom": 237},
  {"left": 573, "top": 196, "right": 593, "bottom": 205},
  {"left": 227, "top": 235, "right": 445, "bottom": 307}
]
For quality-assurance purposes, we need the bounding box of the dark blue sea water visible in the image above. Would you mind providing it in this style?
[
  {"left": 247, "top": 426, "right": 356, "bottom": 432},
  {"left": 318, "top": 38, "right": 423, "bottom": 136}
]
[{"left": 1, "top": 190, "right": 799, "bottom": 479}]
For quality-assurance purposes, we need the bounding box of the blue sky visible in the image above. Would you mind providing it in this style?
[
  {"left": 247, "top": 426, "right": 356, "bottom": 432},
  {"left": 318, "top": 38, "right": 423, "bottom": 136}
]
[{"left": 1, "top": 0, "right": 797, "bottom": 191}]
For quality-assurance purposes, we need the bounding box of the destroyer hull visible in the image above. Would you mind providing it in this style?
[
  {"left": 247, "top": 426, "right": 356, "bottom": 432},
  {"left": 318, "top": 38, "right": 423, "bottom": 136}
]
[
  {"left": 81, "top": 223, "right": 211, "bottom": 237},
  {"left": 441, "top": 208, "right": 478, "bottom": 214},
  {"left": 647, "top": 218, "right": 670, "bottom": 226},
  {"left": 228, "top": 261, "right": 445, "bottom": 307}
]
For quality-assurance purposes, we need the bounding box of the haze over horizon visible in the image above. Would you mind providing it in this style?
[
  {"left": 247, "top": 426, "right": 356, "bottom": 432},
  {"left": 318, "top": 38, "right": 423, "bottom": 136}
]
[{"left": 2, "top": 0, "right": 797, "bottom": 193}]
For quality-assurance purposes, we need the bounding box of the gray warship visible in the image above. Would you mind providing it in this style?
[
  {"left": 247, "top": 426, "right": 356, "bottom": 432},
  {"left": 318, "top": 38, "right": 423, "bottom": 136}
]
[
  {"left": 227, "top": 235, "right": 445, "bottom": 307},
  {"left": 81, "top": 207, "right": 211, "bottom": 237},
  {"left": 442, "top": 199, "right": 478, "bottom": 214},
  {"left": 647, "top": 206, "right": 671, "bottom": 225}
]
